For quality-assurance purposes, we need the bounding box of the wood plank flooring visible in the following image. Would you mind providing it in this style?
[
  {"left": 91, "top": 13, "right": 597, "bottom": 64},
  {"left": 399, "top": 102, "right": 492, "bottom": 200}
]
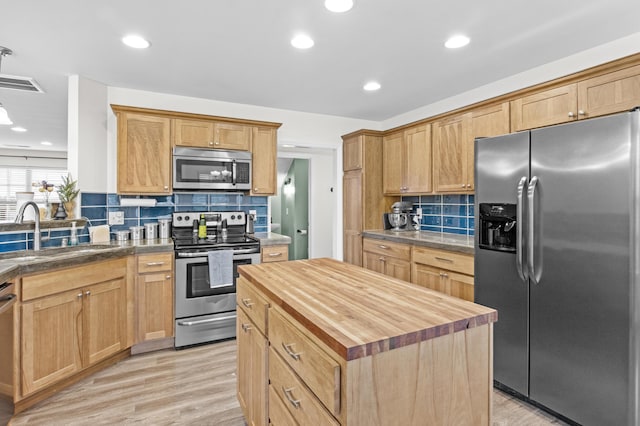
[{"left": 4, "top": 339, "right": 567, "bottom": 426}]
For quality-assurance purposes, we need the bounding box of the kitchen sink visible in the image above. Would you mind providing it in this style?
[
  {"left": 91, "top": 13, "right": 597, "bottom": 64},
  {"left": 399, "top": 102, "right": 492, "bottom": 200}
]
[{"left": 0, "top": 244, "right": 117, "bottom": 263}]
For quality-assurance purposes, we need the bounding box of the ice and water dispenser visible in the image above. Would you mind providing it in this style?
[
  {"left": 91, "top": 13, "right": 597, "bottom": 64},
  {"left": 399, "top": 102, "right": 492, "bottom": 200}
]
[{"left": 478, "top": 203, "right": 517, "bottom": 252}]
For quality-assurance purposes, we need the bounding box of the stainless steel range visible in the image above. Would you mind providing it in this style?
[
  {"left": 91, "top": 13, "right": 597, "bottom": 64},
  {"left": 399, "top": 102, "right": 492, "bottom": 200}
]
[{"left": 172, "top": 211, "right": 260, "bottom": 348}]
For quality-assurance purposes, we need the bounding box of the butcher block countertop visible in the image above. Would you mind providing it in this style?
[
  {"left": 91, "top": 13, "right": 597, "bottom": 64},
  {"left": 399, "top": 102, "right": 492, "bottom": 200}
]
[{"left": 238, "top": 257, "right": 497, "bottom": 361}]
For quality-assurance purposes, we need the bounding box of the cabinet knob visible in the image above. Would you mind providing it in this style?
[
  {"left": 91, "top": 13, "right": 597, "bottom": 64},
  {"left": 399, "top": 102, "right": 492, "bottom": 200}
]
[
  {"left": 165, "top": 275, "right": 171, "bottom": 279},
  {"left": 215, "top": 141, "right": 220, "bottom": 145},
  {"left": 241, "top": 323, "right": 252, "bottom": 333},
  {"left": 568, "top": 112, "right": 575, "bottom": 118},
  {"left": 85, "top": 291, "right": 91, "bottom": 296},
  {"left": 578, "top": 110, "right": 586, "bottom": 116},
  {"left": 77, "top": 293, "right": 83, "bottom": 298},
  {"left": 466, "top": 183, "right": 471, "bottom": 188},
  {"left": 209, "top": 141, "right": 214, "bottom": 146},
  {"left": 164, "top": 185, "right": 169, "bottom": 190},
  {"left": 461, "top": 184, "right": 466, "bottom": 188},
  {"left": 254, "top": 188, "right": 259, "bottom": 192}
]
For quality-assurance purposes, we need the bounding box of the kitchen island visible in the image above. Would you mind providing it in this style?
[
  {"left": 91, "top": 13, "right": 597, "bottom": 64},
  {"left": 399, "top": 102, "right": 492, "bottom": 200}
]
[{"left": 237, "top": 258, "right": 497, "bottom": 426}]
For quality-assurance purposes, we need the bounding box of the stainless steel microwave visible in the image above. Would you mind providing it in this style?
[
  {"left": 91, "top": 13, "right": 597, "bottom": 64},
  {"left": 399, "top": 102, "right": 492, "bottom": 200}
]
[{"left": 173, "top": 147, "right": 252, "bottom": 191}]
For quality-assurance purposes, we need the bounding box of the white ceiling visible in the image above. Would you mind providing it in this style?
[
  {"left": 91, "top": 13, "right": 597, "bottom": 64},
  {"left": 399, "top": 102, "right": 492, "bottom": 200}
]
[{"left": 0, "top": 0, "right": 639, "bottom": 152}]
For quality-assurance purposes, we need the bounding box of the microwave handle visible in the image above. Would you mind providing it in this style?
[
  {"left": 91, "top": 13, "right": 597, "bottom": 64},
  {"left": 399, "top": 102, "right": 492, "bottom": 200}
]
[{"left": 232, "top": 160, "right": 237, "bottom": 186}]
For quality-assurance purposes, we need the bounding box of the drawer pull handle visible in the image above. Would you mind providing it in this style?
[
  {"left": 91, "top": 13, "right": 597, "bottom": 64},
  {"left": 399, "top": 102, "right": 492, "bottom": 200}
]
[
  {"left": 282, "top": 342, "right": 302, "bottom": 360},
  {"left": 378, "top": 245, "right": 389, "bottom": 249},
  {"left": 241, "top": 323, "right": 252, "bottom": 333},
  {"left": 268, "top": 252, "right": 282, "bottom": 257},
  {"left": 241, "top": 298, "right": 254, "bottom": 308},
  {"left": 435, "top": 257, "right": 453, "bottom": 263},
  {"left": 282, "top": 387, "right": 301, "bottom": 409},
  {"left": 146, "top": 261, "right": 165, "bottom": 266}
]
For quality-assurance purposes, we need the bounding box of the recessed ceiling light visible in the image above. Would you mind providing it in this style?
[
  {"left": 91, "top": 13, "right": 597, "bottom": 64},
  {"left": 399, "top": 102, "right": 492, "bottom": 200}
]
[
  {"left": 11, "top": 126, "right": 26, "bottom": 132},
  {"left": 445, "top": 35, "right": 470, "bottom": 49},
  {"left": 363, "top": 81, "right": 381, "bottom": 91},
  {"left": 41, "top": 141, "right": 52, "bottom": 146},
  {"left": 325, "top": 0, "right": 353, "bottom": 13},
  {"left": 291, "top": 34, "right": 314, "bottom": 49},
  {"left": 122, "top": 34, "right": 151, "bottom": 49}
]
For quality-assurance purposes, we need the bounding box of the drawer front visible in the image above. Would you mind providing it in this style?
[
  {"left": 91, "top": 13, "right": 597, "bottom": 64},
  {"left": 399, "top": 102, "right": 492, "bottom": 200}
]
[
  {"left": 269, "top": 348, "right": 339, "bottom": 426},
  {"left": 362, "top": 238, "right": 411, "bottom": 260},
  {"left": 237, "top": 278, "right": 269, "bottom": 335},
  {"left": 137, "top": 252, "right": 173, "bottom": 273},
  {"left": 268, "top": 384, "right": 298, "bottom": 426},
  {"left": 412, "top": 247, "right": 474, "bottom": 275},
  {"left": 269, "top": 308, "right": 340, "bottom": 416},
  {"left": 261, "top": 245, "right": 289, "bottom": 263}
]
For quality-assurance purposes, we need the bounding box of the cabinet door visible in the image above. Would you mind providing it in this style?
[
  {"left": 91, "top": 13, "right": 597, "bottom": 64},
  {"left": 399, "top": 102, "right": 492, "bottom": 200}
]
[
  {"left": 137, "top": 272, "right": 174, "bottom": 342},
  {"left": 446, "top": 271, "right": 474, "bottom": 302},
  {"left": 343, "top": 134, "right": 363, "bottom": 171},
  {"left": 21, "top": 289, "right": 83, "bottom": 396},
  {"left": 433, "top": 115, "right": 468, "bottom": 192},
  {"left": 343, "top": 170, "right": 363, "bottom": 266},
  {"left": 237, "top": 308, "right": 268, "bottom": 426},
  {"left": 411, "top": 263, "right": 447, "bottom": 294},
  {"left": 511, "top": 84, "right": 578, "bottom": 131},
  {"left": 214, "top": 122, "right": 251, "bottom": 151},
  {"left": 173, "top": 118, "right": 214, "bottom": 147},
  {"left": 84, "top": 279, "right": 127, "bottom": 366},
  {"left": 117, "top": 112, "right": 172, "bottom": 194},
  {"left": 237, "top": 309, "right": 252, "bottom": 421},
  {"left": 467, "top": 102, "right": 510, "bottom": 190},
  {"left": 385, "top": 257, "right": 411, "bottom": 282},
  {"left": 577, "top": 64, "right": 640, "bottom": 119},
  {"left": 362, "top": 251, "right": 385, "bottom": 275},
  {"left": 251, "top": 127, "right": 277, "bottom": 195},
  {"left": 404, "top": 124, "right": 432, "bottom": 194},
  {"left": 382, "top": 131, "right": 404, "bottom": 194}
]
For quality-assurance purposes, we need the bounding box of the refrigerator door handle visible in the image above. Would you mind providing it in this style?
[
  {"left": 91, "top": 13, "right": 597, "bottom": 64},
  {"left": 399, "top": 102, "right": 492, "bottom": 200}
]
[
  {"left": 527, "top": 176, "right": 542, "bottom": 284},
  {"left": 516, "top": 176, "right": 528, "bottom": 282}
]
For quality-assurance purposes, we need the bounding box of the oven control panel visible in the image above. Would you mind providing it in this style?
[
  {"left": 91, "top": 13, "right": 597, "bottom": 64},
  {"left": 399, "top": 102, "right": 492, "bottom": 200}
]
[{"left": 172, "top": 211, "right": 246, "bottom": 227}]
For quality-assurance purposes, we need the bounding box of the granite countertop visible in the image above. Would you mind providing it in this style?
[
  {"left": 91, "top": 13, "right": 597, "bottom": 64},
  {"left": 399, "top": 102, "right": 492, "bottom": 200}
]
[
  {"left": 362, "top": 229, "right": 474, "bottom": 255},
  {"left": 0, "top": 239, "right": 174, "bottom": 283},
  {"left": 239, "top": 258, "right": 496, "bottom": 360},
  {"left": 253, "top": 232, "right": 291, "bottom": 246}
]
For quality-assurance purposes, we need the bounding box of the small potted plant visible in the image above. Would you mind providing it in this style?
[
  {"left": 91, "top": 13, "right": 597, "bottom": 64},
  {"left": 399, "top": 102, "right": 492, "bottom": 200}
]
[{"left": 57, "top": 173, "right": 80, "bottom": 219}]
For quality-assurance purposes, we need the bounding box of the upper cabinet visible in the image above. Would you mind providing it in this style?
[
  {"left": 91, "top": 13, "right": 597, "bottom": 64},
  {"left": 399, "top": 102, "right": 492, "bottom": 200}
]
[
  {"left": 383, "top": 124, "right": 432, "bottom": 195},
  {"left": 173, "top": 119, "right": 250, "bottom": 151},
  {"left": 512, "top": 63, "right": 640, "bottom": 131},
  {"left": 114, "top": 109, "right": 172, "bottom": 195},
  {"left": 343, "top": 134, "right": 363, "bottom": 171},
  {"left": 112, "top": 105, "right": 281, "bottom": 195},
  {"left": 251, "top": 126, "right": 277, "bottom": 195}
]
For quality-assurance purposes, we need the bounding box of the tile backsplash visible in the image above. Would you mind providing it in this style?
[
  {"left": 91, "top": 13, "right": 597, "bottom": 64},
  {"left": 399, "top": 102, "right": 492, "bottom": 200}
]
[
  {"left": 0, "top": 192, "right": 268, "bottom": 253},
  {"left": 401, "top": 194, "right": 475, "bottom": 236}
]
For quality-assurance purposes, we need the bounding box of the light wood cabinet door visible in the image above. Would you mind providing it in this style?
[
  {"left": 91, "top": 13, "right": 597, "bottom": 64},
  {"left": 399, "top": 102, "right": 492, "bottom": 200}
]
[
  {"left": 116, "top": 112, "right": 172, "bottom": 194},
  {"left": 362, "top": 250, "right": 386, "bottom": 275},
  {"left": 251, "top": 126, "right": 277, "bottom": 195},
  {"left": 467, "top": 102, "right": 510, "bottom": 190},
  {"left": 382, "top": 131, "right": 404, "bottom": 194},
  {"left": 173, "top": 118, "right": 215, "bottom": 147},
  {"left": 577, "top": 64, "right": 640, "bottom": 119},
  {"left": 343, "top": 134, "right": 363, "bottom": 171},
  {"left": 433, "top": 115, "right": 468, "bottom": 192},
  {"left": 137, "top": 272, "right": 174, "bottom": 342},
  {"left": 511, "top": 84, "right": 578, "bottom": 131},
  {"left": 214, "top": 122, "right": 251, "bottom": 151},
  {"left": 412, "top": 263, "right": 448, "bottom": 294},
  {"left": 21, "top": 289, "right": 83, "bottom": 396},
  {"left": 261, "top": 245, "right": 289, "bottom": 263},
  {"left": 384, "top": 256, "right": 411, "bottom": 281},
  {"left": 84, "top": 279, "right": 127, "bottom": 366},
  {"left": 343, "top": 170, "right": 363, "bottom": 266},
  {"left": 447, "top": 271, "right": 474, "bottom": 302},
  {"left": 404, "top": 124, "right": 432, "bottom": 194},
  {"left": 237, "top": 306, "right": 268, "bottom": 426}
]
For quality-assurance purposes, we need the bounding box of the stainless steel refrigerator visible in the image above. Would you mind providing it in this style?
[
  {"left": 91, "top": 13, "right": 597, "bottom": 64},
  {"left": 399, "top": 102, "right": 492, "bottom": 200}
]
[{"left": 474, "top": 109, "right": 640, "bottom": 425}]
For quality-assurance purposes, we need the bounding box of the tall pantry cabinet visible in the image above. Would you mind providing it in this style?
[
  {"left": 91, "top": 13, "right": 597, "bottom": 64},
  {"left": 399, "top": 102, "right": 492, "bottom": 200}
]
[{"left": 342, "top": 131, "right": 398, "bottom": 266}]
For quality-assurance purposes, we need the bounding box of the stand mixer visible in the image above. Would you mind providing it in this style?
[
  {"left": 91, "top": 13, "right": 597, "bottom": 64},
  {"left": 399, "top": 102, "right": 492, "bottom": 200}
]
[{"left": 385, "top": 201, "right": 414, "bottom": 231}]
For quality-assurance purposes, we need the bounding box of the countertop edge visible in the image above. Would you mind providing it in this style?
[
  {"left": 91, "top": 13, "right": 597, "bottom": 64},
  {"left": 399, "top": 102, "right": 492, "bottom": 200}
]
[{"left": 253, "top": 232, "right": 292, "bottom": 246}]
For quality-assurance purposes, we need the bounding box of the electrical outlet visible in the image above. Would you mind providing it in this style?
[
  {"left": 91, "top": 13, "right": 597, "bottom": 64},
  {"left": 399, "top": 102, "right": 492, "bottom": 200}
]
[
  {"left": 249, "top": 209, "right": 257, "bottom": 216},
  {"left": 416, "top": 207, "right": 423, "bottom": 219},
  {"left": 108, "top": 211, "right": 125, "bottom": 225}
]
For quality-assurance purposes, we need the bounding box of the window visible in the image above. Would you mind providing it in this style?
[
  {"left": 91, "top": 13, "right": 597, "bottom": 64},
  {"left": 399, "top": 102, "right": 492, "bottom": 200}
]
[{"left": 0, "top": 168, "right": 67, "bottom": 221}]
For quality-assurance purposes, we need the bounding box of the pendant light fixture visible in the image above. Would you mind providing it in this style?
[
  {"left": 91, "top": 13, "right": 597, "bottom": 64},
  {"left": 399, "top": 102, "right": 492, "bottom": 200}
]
[{"left": 0, "top": 103, "right": 12, "bottom": 125}]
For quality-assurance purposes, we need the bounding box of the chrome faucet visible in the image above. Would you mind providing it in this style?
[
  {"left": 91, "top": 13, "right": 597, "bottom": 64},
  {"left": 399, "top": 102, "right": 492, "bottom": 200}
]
[{"left": 15, "top": 201, "right": 47, "bottom": 251}]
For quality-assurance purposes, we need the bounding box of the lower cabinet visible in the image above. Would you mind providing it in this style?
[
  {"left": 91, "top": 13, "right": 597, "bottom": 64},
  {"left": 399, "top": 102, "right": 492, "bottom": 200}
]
[
  {"left": 21, "top": 258, "right": 128, "bottom": 396},
  {"left": 362, "top": 238, "right": 411, "bottom": 281},
  {"left": 136, "top": 253, "right": 174, "bottom": 343},
  {"left": 411, "top": 246, "right": 474, "bottom": 302}
]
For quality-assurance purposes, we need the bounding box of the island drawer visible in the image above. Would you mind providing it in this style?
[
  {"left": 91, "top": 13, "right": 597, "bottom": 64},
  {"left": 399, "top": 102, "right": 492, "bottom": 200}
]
[
  {"left": 261, "top": 245, "right": 289, "bottom": 263},
  {"left": 237, "top": 278, "right": 269, "bottom": 334},
  {"left": 137, "top": 253, "right": 173, "bottom": 273},
  {"left": 268, "top": 384, "right": 298, "bottom": 425},
  {"left": 362, "top": 238, "right": 411, "bottom": 260},
  {"left": 269, "top": 347, "right": 339, "bottom": 426},
  {"left": 269, "top": 307, "right": 341, "bottom": 416},
  {"left": 412, "top": 246, "right": 474, "bottom": 275}
]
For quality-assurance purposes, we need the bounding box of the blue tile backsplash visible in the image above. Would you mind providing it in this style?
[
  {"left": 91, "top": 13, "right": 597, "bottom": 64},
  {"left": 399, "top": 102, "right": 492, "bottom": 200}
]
[
  {"left": 401, "top": 193, "right": 475, "bottom": 237},
  {"left": 0, "top": 192, "right": 269, "bottom": 253}
]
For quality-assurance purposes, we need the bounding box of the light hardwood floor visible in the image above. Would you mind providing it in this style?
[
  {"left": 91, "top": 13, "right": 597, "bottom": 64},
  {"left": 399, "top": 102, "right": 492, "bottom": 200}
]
[{"left": 3, "top": 339, "right": 567, "bottom": 426}]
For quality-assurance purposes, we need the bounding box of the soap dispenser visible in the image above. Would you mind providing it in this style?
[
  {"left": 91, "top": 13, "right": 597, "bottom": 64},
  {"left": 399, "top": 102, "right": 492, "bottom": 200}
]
[{"left": 70, "top": 221, "right": 78, "bottom": 246}]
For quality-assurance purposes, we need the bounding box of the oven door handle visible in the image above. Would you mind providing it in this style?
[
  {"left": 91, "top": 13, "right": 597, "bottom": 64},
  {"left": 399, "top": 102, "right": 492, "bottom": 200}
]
[
  {"left": 209, "top": 282, "right": 234, "bottom": 289},
  {"left": 177, "top": 314, "right": 237, "bottom": 326},
  {"left": 176, "top": 248, "right": 259, "bottom": 258}
]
